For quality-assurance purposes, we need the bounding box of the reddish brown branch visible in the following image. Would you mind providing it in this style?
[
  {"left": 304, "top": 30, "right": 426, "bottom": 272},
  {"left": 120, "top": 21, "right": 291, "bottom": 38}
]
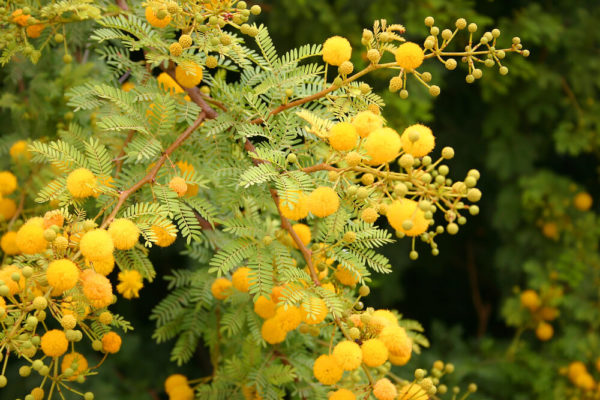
[
  {"left": 102, "top": 112, "right": 206, "bottom": 228},
  {"left": 466, "top": 241, "right": 490, "bottom": 337},
  {"left": 301, "top": 163, "right": 340, "bottom": 173}
]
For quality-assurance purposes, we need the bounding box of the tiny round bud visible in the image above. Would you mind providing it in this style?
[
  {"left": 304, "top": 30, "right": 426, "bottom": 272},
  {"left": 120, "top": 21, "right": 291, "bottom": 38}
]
[
  {"left": 389, "top": 76, "right": 402, "bottom": 92},
  {"left": 39, "top": 366, "right": 50, "bottom": 376},
  {"left": 92, "top": 340, "right": 103, "bottom": 352},
  {"left": 286, "top": 153, "right": 297, "bottom": 164},
  {"left": 468, "top": 383, "right": 478, "bottom": 393},
  {"left": 262, "top": 235, "right": 273, "bottom": 245},
  {"left": 359, "top": 285, "right": 370, "bottom": 297},
  {"left": 359, "top": 83, "right": 371, "bottom": 94},
  {"left": 399, "top": 154, "right": 414, "bottom": 169},
  {"left": 169, "top": 42, "right": 183, "bottom": 57},
  {"left": 361, "top": 173, "right": 375, "bottom": 186},
  {"left": 424, "top": 38, "right": 436, "bottom": 49},
  {"left": 345, "top": 152, "right": 362, "bottom": 167},
  {"left": 499, "top": 66, "right": 509, "bottom": 75},
  {"left": 424, "top": 16, "right": 435, "bottom": 27},
  {"left": 328, "top": 171, "right": 339, "bottom": 182},
  {"left": 367, "top": 49, "right": 381, "bottom": 64},
  {"left": 421, "top": 72, "right": 432, "bottom": 82},
  {"left": 496, "top": 50, "right": 506, "bottom": 59},
  {"left": 333, "top": 77, "right": 343, "bottom": 88},
  {"left": 356, "top": 187, "right": 369, "bottom": 200},
  {"left": 429, "top": 85, "right": 440, "bottom": 97},
  {"left": 472, "top": 68, "right": 483, "bottom": 79},
  {"left": 250, "top": 5, "right": 261, "bottom": 15},
  {"left": 349, "top": 327, "right": 360, "bottom": 339},
  {"left": 468, "top": 23, "right": 477, "bottom": 33},
  {"left": 438, "top": 165, "right": 449, "bottom": 176},
  {"left": 467, "top": 188, "right": 482, "bottom": 202},
  {"left": 63, "top": 54, "right": 73, "bottom": 64},
  {"left": 220, "top": 34, "right": 232, "bottom": 45},
  {"left": 19, "top": 366, "right": 31, "bottom": 377},
  {"left": 409, "top": 250, "right": 418, "bottom": 260},
  {"left": 179, "top": 34, "right": 192, "bottom": 48},
  {"left": 447, "top": 223, "right": 459, "bottom": 235},
  {"left": 441, "top": 29, "right": 452, "bottom": 40},
  {"left": 456, "top": 18, "right": 467, "bottom": 29},
  {"left": 445, "top": 58, "right": 457, "bottom": 70},
  {"left": 465, "top": 74, "right": 475, "bottom": 84},
  {"left": 43, "top": 229, "right": 57, "bottom": 242},
  {"left": 54, "top": 33, "right": 64, "bottom": 43},
  {"left": 522, "top": 49, "right": 530, "bottom": 57},
  {"left": 32, "top": 360, "right": 44, "bottom": 371},
  {"left": 355, "top": 301, "right": 364, "bottom": 311},
  {"left": 400, "top": 89, "right": 409, "bottom": 99},
  {"left": 485, "top": 58, "right": 495, "bottom": 68},
  {"left": 22, "top": 266, "right": 33, "bottom": 278},
  {"left": 84, "top": 393, "right": 95, "bottom": 400},
  {"left": 339, "top": 61, "right": 354, "bottom": 76},
  {"left": 343, "top": 231, "right": 357, "bottom": 243},
  {"left": 415, "top": 369, "right": 426, "bottom": 380}
]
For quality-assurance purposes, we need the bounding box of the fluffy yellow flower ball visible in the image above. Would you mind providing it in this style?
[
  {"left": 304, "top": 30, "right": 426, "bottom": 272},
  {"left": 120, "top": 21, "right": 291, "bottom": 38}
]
[
  {"left": 175, "top": 62, "right": 203, "bottom": 88},
  {"left": 176, "top": 161, "right": 199, "bottom": 195},
  {"left": 364, "top": 128, "right": 401, "bottom": 165},
  {"left": 520, "top": 289, "right": 541, "bottom": 311},
  {"left": 275, "top": 305, "right": 302, "bottom": 332},
  {"left": 61, "top": 352, "right": 88, "bottom": 381},
  {"left": 41, "top": 329, "right": 68, "bottom": 357},
  {"left": 9, "top": 140, "right": 30, "bottom": 160},
  {"left": 290, "top": 223, "right": 311, "bottom": 249},
  {"left": 386, "top": 199, "right": 428, "bottom": 236},
  {"left": 0, "top": 265, "right": 24, "bottom": 295},
  {"left": 211, "top": 277, "right": 232, "bottom": 300},
  {"left": 157, "top": 72, "right": 185, "bottom": 95},
  {"left": 307, "top": 187, "right": 340, "bottom": 218},
  {"left": 575, "top": 373, "right": 595, "bottom": 390},
  {"left": 329, "top": 122, "right": 358, "bottom": 151},
  {"left": 165, "top": 374, "right": 188, "bottom": 394},
  {"left": 389, "top": 351, "right": 411, "bottom": 366},
  {"left": 151, "top": 223, "right": 178, "bottom": 247},
  {"left": 145, "top": 6, "right": 171, "bottom": 28},
  {"left": 16, "top": 218, "right": 47, "bottom": 254},
  {"left": 1, "top": 231, "right": 19, "bottom": 255},
  {"left": 300, "top": 297, "right": 328, "bottom": 325},
  {"left": 121, "top": 81, "right": 135, "bottom": 92},
  {"left": 536, "top": 321, "right": 554, "bottom": 341},
  {"left": 66, "top": 168, "right": 97, "bottom": 198},
  {"left": 254, "top": 295, "right": 277, "bottom": 319},
  {"left": 397, "top": 383, "right": 428, "bottom": 400},
  {"left": 169, "top": 385, "right": 194, "bottom": 400},
  {"left": 334, "top": 265, "right": 358, "bottom": 287},
  {"left": 0, "top": 198, "right": 17, "bottom": 220},
  {"left": 400, "top": 124, "right": 435, "bottom": 157},
  {"left": 261, "top": 317, "right": 287, "bottom": 344},
  {"left": 169, "top": 177, "right": 188, "bottom": 197},
  {"left": 108, "top": 218, "right": 140, "bottom": 250},
  {"left": 46, "top": 259, "right": 80, "bottom": 292},
  {"left": 372, "top": 309, "right": 398, "bottom": 326},
  {"left": 91, "top": 255, "right": 115, "bottom": 276},
  {"left": 102, "top": 331, "right": 122, "bottom": 353},
  {"left": 322, "top": 36, "right": 352, "bottom": 66},
  {"left": 395, "top": 42, "right": 425, "bottom": 71},
  {"left": 232, "top": 267, "right": 251, "bottom": 292},
  {"left": 379, "top": 326, "right": 412, "bottom": 359},
  {"left": 313, "top": 354, "right": 344, "bottom": 385},
  {"left": 332, "top": 340, "right": 362, "bottom": 371},
  {"left": 574, "top": 192, "right": 593, "bottom": 211},
  {"left": 82, "top": 271, "right": 113, "bottom": 308},
  {"left": 330, "top": 389, "right": 356, "bottom": 400},
  {"left": 373, "top": 378, "right": 397, "bottom": 400},
  {"left": 279, "top": 191, "right": 309, "bottom": 221},
  {"left": 117, "top": 270, "right": 144, "bottom": 299},
  {"left": 352, "top": 111, "right": 383, "bottom": 138},
  {"left": 0, "top": 171, "right": 17, "bottom": 195},
  {"left": 361, "top": 339, "right": 388, "bottom": 367},
  {"left": 80, "top": 229, "right": 114, "bottom": 261},
  {"left": 568, "top": 361, "right": 587, "bottom": 382}
]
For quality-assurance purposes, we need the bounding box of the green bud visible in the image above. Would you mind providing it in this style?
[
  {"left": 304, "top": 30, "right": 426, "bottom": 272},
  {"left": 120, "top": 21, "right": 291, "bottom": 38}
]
[
  {"left": 250, "top": 5, "right": 261, "bottom": 15},
  {"left": 499, "top": 66, "right": 509, "bottom": 75},
  {"left": 286, "top": 153, "right": 297, "bottom": 164},
  {"left": 0, "top": 375, "right": 6, "bottom": 387},
  {"left": 399, "top": 89, "right": 409, "bottom": 99},
  {"left": 358, "top": 285, "right": 370, "bottom": 297},
  {"left": 468, "top": 23, "right": 477, "bottom": 32},
  {"left": 424, "top": 16, "right": 434, "bottom": 27},
  {"left": 348, "top": 327, "right": 360, "bottom": 339},
  {"left": 22, "top": 266, "right": 33, "bottom": 278},
  {"left": 19, "top": 366, "right": 31, "bottom": 377},
  {"left": 356, "top": 187, "right": 369, "bottom": 200},
  {"left": 0, "top": 285, "right": 9, "bottom": 297},
  {"left": 54, "top": 33, "right": 64, "bottom": 43},
  {"left": 447, "top": 223, "right": 459, "bottom": 235},
  {"left": 354, "top": 301, "right": 364, "bottom": 310},
  {"left": 32, "top": 360, "right": 44, "bottom": 371},
  {"left": 469, "top": 205, "right": 480, "bottom": 215},
  {"left": 343, "top": 231, "right": 356, "bottom": 243},
  {"left": 43, "top": 228, "right": 57, "bottom": 242},
  {"left": 429, "top": 85, "right": 440, "bottom": 97},
  {"left": 409, "top": 250, "right": 419, "bottom": 260},
  {"left": 415, "top": 369, "right": 426, "bottom": 380},
  {"left": 332, "top": 77, "right": 343, "bottom": 88},
  {"left": 468, "top": 383, "right": 478, "bottom": 393},
  {"left": 237, "top": 1, "right": 247, "bottom": 9},
  {"left": 63, "top": 54, "right": 73, "bottom": 64},
  {"left": 39, "top": 366, "right": 50, "bottom": 376},
  {"left": 92, "top": 340, "right": 103, "bottom": 351},
  {"left": 84, "top": 392, "right": 95, "bottom": 400}
]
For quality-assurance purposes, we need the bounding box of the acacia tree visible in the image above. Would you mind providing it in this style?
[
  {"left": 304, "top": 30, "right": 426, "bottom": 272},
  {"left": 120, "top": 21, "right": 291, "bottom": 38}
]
[{"left": 0, "top": 1, "right": 527, "bottom": 399}]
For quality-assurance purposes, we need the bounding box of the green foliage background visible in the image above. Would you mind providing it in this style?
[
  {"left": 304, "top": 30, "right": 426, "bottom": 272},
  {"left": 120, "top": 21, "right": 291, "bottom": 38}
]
[{"left": 1, "top": 0, "right": 599, "bottom": 399}]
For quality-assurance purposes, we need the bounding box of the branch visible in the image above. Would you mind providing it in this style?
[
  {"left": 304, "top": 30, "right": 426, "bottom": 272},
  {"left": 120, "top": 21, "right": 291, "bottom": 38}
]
[
  {"left": 101, "top": 112, "right": 206, "bottom": 227},
  {"left": 301, "top": 163, "right": 340, "bottom": 173}
]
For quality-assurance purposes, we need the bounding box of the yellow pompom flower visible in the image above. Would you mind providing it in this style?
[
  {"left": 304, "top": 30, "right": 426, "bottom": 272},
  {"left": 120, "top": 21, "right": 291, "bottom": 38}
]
[
  {"left": 395, "top": 42, "right": 425, "bottom": 71},
  {"left": 0, "top": 198, "right": 17, "bottom": 220},
  {"left": 364, "top": 128, "right": 401, "bottom": 165},
  {"left": 373, "top": 378, "right": 397, "bottom": 400},
  {"left": 0, "top": 265, "right": 24, "bottom": 295},
  {"left": 1, "top": 232, "right": 19, "bottom": 255},
  {"left": 386, "top": 199, "right": 428, "bottom": 236},
  {"left": 26, "top": 23, "right": 45, "bottom": 38},
  {"left": 102, "top": 331, "right": 122, "bottom": 353},
  {"left": 232, "top": 267, "right": 251, "bottom": 292},
  {"left": 352, "top": 111, "right": 383, "bottom": 138},
  {"left": 176, "top": 161, "right": 199, "bottom": 196},
  {"left": 290, "top": 223, "right": 311, "bottom": 249},
  {"left": 398, "top": 384, "right": 428, "bottom": 400},
  {"left": 61, "top": 352, "right": 88, "bottom": 381},
  {"left": 568, "top": 361, "right": 587, "bottom": 382},
  {"left": 16, "top": 219, "right": 47, "bottom": 254},
  {"left": 12, "top": 9, "right": 30, "bottom": 26},
  {"left": 313, "top": 354, "right": 344, "bottom": 385},
  {"left": 46, "top": 259, "right": 80, "bottom": 293},
  {"left": 400, "top": 124, "right": 435, "bottom": 157},
  {"left": 330, "top": 389, "right": 356, "bottom": 400},
  {"left": 520, "top": 289, "right": 541, "bottom": 311},
  {"left": 80, "top": 229, "right": 114, "bottom": 261},
  {"left": 91, "top": 255, "right": 115, "bottom": 276},
  {"left": 254, "top": 295, "right": 277, "bottom": 319},
  {"left": 82, "top": 271, "right": 113, "bottom": 308},
  {"left": 9, "top": 140, "right": 30, "bottom": 160},
  {"left": 279, "top": 191, "right": 309, "bottom": 221},
  {"left": 151, "top": 223, "right": 178, "bottom": 247},
  {"left": 211, "top": 277, "right": 232, "bottom": 300},
  {"left": 332, "top": 340, "right": 362, "bottom": 371},
  {"left": 307, "top": 187, "right": 340, "bottom": 218},
  {"left": 121, "top": 81, "right": 135, "bottom": 92},
  {"left": 389, "top": 351, "right": 411, "bottom": 366},
  {"left": 31, "top": 388, "right": 44, "bottom": 400},
  {"left": 372, "top": 309, "right": 399, "bottom": 326},
  {"left": 66, "top": 168, "right": 97, "bottom": 198},
  {"left": 536, "top": 321, "right": 554, "bottom": 341},
  {"left": 300, "top": 297, "right": 328, "bottom": 325},
  {"left": 379, "top": 326, "right": 412, "bottom": 359},
  {"left": 145, "top": 6, "right": 171, "bottom": 28},
  {"left": 261, "top": 317, "right": 287, "bottom": 344},
  {"left": 322, "top": 36, "right": 352, "bottom": 66},
  {"left": 169, "top": 177, "right": 188, "bottom": 197},
  {"left": 165, "top": 374, "right": 188, "bottom": 394},
  {"left": 575, "top": 373, "right": 595, "bottom": 390},
  {"left": 275, "top": 306, "right": 302, "bottom": 332},
  {"left": 175, "top": 62, "right": 203, "bottom": 88},
  {"left": 41, "top": 330, "right": 68, "bottom": 357},
  {"left": 157, "top": 72, "right": 184, "bottom": 95},
  {"left": 329, "top": 122, "right": 358, "bottom": 151},
  {"left": 334, "top": 265, "right": 358, "bottom": 286},
  {"left": 108, "top": 218, "right": 140, "bottom": 250},
  {"left": 169, "top": 385, "right": 194, "bottom": 400},
  {"left": 574, "top": 192, "right": 593, "bottom": 211},
  {"left": 0, "top": 171, "right": 17, "bottom": 195},
  {"left": 361, "top": 339, "right": 388, "bottom": 367},
  {"left": 117, "top": 270, "right": 144, "bottom": 299}
]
